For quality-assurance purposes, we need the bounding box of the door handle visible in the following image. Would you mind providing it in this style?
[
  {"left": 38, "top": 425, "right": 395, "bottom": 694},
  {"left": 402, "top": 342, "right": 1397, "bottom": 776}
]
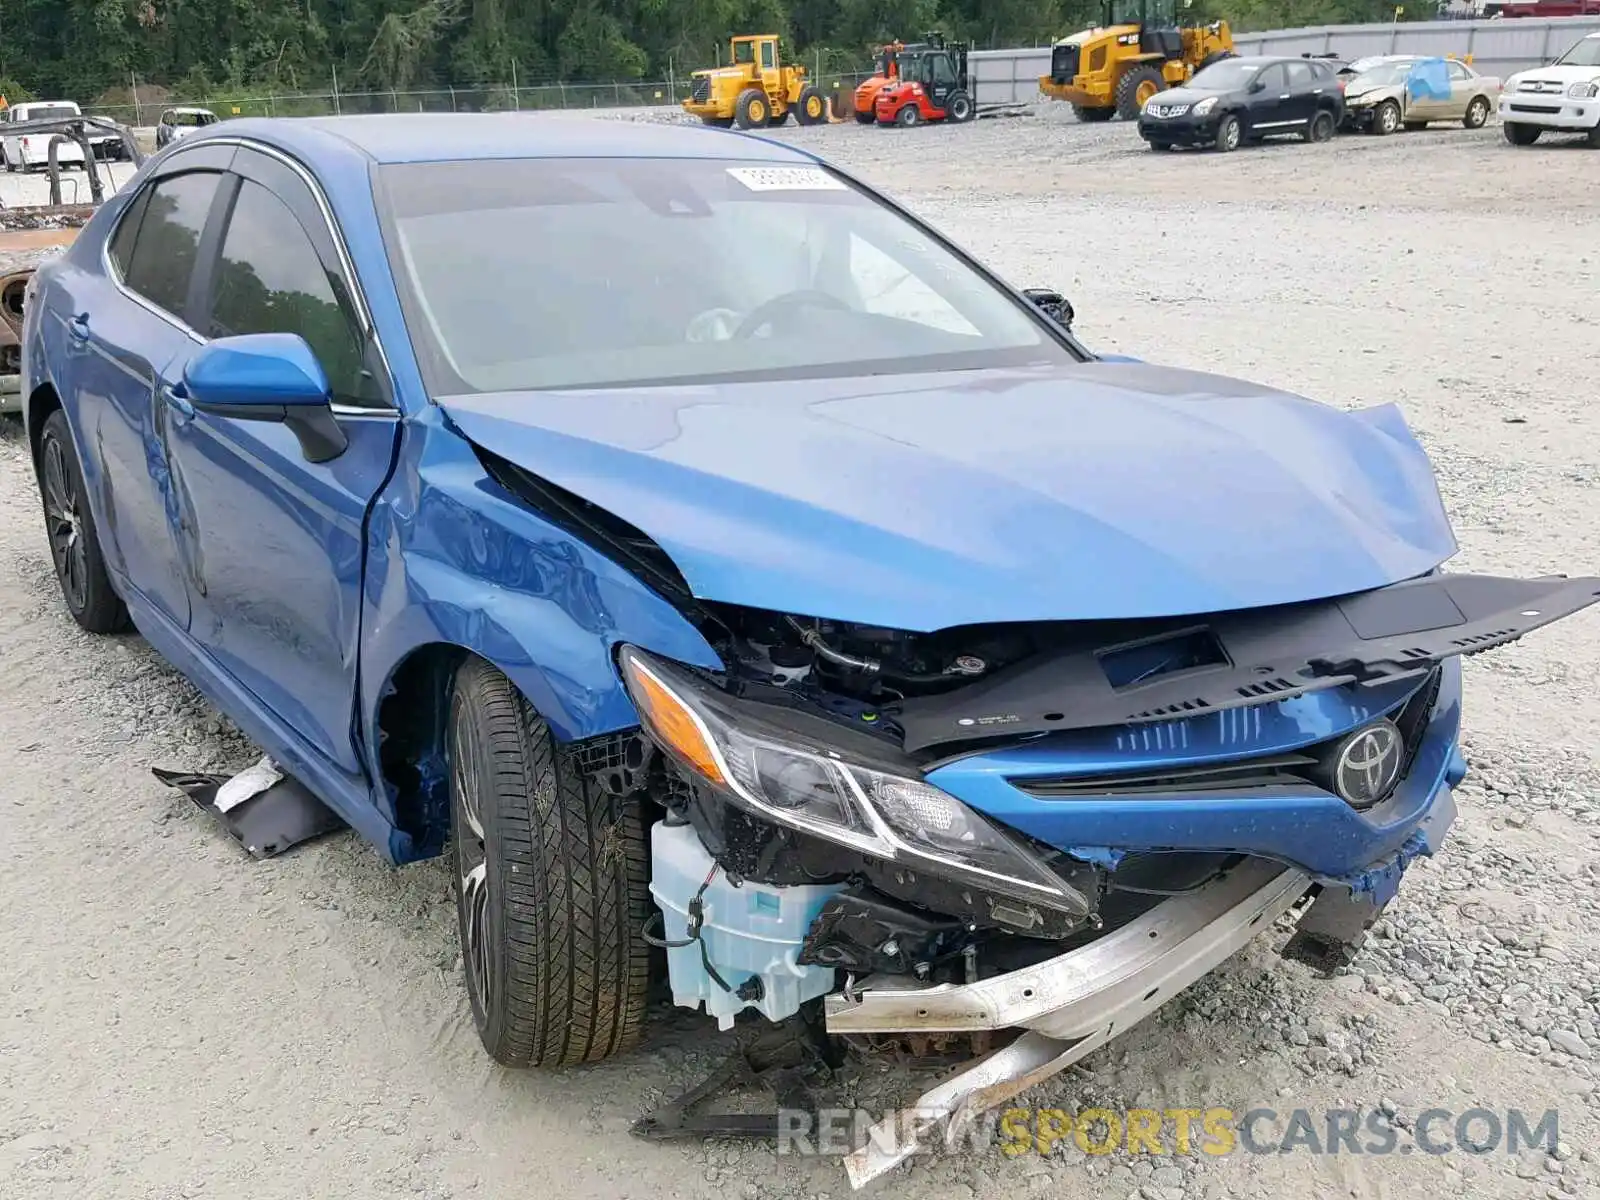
[
  {"left": 67, "top": 312, "right": 90, "bottom": 342},
  {"left": 1278, "top": 93, "right": 1291, "bottom": 100},
  {"left": 161, "top": 382, "right": 195, "bottom": 422}
]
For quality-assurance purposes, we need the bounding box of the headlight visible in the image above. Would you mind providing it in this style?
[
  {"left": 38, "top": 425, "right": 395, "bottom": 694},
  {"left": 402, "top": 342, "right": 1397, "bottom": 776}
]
[
  {"left": 1568, "top": 80, "right": 1600, "bottom": 99},
  {"left": 1191, "top": 96, "right": 1218, "bottom": 116},
  {"left": 619, "top": 646, "right": 1087, "bottom": 914}
]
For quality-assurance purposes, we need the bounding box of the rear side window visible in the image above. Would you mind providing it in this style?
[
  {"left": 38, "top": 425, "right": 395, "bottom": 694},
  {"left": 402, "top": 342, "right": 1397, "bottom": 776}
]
[
  {"left": 1285, "top": 62, "right": 1316, "bottom": 88},
  {"left": 206, "top": 178, "right": 374, "bottom": 406},
  {"left": 119, "top": 171, "right": 223, "bottom": 320},
  {"left": 107, "top": 188, "right": 150, "bottom": 278}
]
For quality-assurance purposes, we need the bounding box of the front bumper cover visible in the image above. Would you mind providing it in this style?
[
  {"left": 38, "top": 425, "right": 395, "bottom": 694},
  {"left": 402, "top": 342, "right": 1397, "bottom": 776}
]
[{"left": 1138, "top": 114, "right": 1220, "bottom": 144}]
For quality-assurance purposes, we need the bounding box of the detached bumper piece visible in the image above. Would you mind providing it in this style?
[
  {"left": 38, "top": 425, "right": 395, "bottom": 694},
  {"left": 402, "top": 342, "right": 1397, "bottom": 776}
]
[
  {"left": 153, "top": 763, "right": 347, "bottom": 858},
  {"left": 895, "top": 573, "right": 1600, "bottom": 752},
  {"left": 826, "top": 859, "right": 1313, "bottom": 1187}
]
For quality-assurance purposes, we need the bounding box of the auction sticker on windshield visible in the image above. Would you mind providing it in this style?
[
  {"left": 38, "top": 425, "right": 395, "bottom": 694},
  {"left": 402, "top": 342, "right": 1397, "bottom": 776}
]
[{"left": 727, "top": 166, "right": 848, "bottom": 192}]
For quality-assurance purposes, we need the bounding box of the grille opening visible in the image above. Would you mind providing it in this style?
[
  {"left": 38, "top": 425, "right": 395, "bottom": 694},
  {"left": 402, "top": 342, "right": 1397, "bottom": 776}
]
[{"left": 1098, "top": 626, "right": 1228, "bottom": 691}]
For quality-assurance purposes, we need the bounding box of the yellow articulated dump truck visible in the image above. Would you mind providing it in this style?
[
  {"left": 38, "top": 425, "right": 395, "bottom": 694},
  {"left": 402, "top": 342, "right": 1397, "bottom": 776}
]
[
  {"left": 1039, "top": 0, "right": 1234, "bottom": 122},
  {"left": 683, "top": 34, "right": 829, "bottom": 129}
]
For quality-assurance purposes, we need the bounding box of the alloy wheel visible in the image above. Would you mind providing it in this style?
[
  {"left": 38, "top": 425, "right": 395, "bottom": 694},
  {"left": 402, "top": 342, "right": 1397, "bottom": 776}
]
[
  {"left": 41, "top": 436, "right": 88, "bottom": 613},
  {"left": 452, "top": 704, "right": 495, "bottom": 1023}
]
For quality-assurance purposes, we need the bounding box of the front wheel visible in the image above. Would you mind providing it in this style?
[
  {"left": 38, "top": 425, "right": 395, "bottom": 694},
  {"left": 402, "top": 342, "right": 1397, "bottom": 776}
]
[
  {"left": 1463, "top": 96, "right": 1491, "bottom": 129},
  {"left": 1373, "top": 100, "right": 1400, "bottom": 136},
  {"left": 448, "top": 658, "right": 652, "bottom": 1068},
  {"left": 1503, "top": 121, "right": 1541, "bottom": 146},
  {"left": 796, "top": 85, "right": 827, "bottom": 126},
  {"left": 1214, "top": 114, "right": 1241, "bottom": 152},
  {"left": 37, "top": 410, "right": 129, "bottom": 634},
  {"left": 945, "top": 90, "right": 975, "bottom": 123},
  {"left": 1304, "top": 110, "right": 1336, "bottom": 143}
]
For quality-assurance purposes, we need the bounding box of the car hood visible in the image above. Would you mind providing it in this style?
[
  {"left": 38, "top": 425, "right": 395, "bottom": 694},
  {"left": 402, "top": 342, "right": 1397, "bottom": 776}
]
[
  {"left": 1149, "top": 86, "right": 1226, "bottom": 107},
  {"left": 437, "top": 362, "right": 1457, "bottom": 632},
  {"left": 1508, "top": 65, "right": 1600, "bottom": 88},
  {"left": 1345, "top": 81, "right": 1403, "bottom": 101}
]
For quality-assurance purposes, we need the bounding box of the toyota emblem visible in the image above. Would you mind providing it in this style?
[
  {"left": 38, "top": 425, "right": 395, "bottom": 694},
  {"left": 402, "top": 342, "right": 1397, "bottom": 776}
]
[{"left": 1332, "top": 719, "right": 1404, "bottom": 808}]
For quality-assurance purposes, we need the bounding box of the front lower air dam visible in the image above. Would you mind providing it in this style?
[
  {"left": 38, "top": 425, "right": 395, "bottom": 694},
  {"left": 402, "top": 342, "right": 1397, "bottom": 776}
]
[{"left": 828, "top": 859, "right": 1313, "bottom": 1188}]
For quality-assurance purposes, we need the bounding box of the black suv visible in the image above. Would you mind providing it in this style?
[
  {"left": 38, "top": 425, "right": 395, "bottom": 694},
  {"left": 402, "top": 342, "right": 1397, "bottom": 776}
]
[{"left": 1137, "top": 55, "right": 1346, "bottom": 151}]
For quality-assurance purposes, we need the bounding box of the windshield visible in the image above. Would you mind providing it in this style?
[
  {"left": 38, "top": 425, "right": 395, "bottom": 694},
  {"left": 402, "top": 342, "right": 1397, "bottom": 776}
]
[
  {"left": 1556, "top": 36, "right": 1600, "bottom": 67},
  {"left": 20, "top": 104, "right": 79, "bottom": 122},
  {"left": 1350, "top": 61, "right": 1416, "bottom": 86},
  {"left": 1188, "top": 61, "right": 1262, "bottom": 90},
  {"left": 733, "top": 40, "right": 755, "bottom": 64},
  {"left": 376, "top": 158, "right": 1072, "bottom": 394}
]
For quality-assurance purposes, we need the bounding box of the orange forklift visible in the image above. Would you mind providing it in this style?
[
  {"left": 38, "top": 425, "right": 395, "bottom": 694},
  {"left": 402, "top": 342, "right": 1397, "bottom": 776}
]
[
  {"left": 852, "top": 38, "right": 933, "bottom": 123},
  {"left": 872, "top": 35, "right": 976, "bottom": 127}
]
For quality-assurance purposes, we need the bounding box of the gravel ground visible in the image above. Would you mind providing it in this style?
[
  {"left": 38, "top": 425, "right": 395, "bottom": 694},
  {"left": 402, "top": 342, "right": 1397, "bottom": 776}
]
[{"left": 1, "top": 108, "right": 1598, "bottom": 1200}]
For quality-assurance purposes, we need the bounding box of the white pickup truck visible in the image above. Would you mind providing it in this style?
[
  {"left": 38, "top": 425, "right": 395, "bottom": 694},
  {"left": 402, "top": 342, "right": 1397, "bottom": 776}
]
[
  {"left": 1, "top": 100, "right": 90, "bottom": 171},
  {"left": 1500, "top": 29, "right": 1600, "bottom": 146}
]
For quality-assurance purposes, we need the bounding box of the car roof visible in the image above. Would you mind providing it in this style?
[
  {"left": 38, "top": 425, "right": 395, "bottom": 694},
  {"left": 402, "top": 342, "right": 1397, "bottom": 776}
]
[{"left": 200, "top": 112, "right": 813, "bottom": 167}]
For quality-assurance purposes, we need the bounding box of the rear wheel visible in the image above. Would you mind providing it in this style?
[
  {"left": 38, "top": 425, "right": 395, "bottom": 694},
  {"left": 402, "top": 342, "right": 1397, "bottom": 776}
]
[
  {"left": 895, "top": 103, "right": 922, "bottom": 127},
  {"left": 1073, "top": 104, "right": 1116, "bottom": 122},
  {"left": 1214, "top": 113, "right": 1241, "bottom": 152},
  {"left": 1116, "top": 66, "right": 1165, "bottom": 121},
  {"left": 1305, "top": 110, "right": 1336, "bottom": 143},
  {"left": 734, "top": 88, "right": 770, "bottom": 130},
  {"left": 1373, "top": 100, "right": 1400, "bottom": 135},
  {"left": 1463, "top": 96, "right": 1491, "bottom": 129},
  {"left": 945, "top": 90, "right": 975, "bottom": 123},
  {"left": 854, "top": 108, "right": 876, "bottom": 124},
  {"left": 796, "top": 85, "right": 827, "bottom": 126},
  {"left": 1504, "top": 121, "right": 1541, "bottom": 146},
  {"left": 448, "top": 658, "right": 652, "bottom": 1069},
  {"left": 37, "top": 410, "right": 128, "bottom": 635}
]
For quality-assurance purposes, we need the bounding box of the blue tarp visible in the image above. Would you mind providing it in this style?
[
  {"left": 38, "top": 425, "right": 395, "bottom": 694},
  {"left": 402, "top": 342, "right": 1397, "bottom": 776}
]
[{"left": 1407, "top": 57, "right": 1453, "bottom": 101}]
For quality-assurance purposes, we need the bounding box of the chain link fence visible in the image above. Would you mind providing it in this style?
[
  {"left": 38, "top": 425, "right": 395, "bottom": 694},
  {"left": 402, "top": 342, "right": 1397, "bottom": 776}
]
[{"left": 84, "top": 73, "right": 878, "bottom": 127}]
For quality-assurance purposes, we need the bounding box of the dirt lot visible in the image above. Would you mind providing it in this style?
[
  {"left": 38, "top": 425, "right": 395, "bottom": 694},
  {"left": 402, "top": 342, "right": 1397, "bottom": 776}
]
[{"left": 1, "top": 112, "right": 1598, "bottom": 1200}]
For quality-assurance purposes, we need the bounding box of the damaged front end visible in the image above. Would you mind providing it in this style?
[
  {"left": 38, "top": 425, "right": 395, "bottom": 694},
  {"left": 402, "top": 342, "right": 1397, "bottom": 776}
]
[{"left": 609, "top": 574, "right": 1596, "bottom": 1183}]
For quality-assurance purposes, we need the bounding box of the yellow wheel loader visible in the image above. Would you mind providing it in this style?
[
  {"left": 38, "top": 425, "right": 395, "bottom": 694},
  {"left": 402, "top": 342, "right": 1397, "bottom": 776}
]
[
  {"left": 683, "top": 35, "right": 829, "bottom": 130},
  {"left": 1038, "top": 0, "right": 1234, "bottom": 122}
]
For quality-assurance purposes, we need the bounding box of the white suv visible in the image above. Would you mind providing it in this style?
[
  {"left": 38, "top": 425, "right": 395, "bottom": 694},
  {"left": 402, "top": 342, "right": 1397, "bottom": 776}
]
[{"left": 1500, "top": 30, "right": 1600, "bottom": 146}]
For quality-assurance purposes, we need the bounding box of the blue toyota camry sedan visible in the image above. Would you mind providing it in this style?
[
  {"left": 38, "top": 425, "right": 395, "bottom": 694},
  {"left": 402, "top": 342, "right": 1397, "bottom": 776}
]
[{"left": 20, "top": 114, "right": 1597, "bottom": 1157}]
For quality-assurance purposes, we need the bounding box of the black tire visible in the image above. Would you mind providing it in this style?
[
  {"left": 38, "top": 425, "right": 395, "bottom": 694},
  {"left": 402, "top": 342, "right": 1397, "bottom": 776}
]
[
  {"left": 1587, "top": 124, "right": 1600, "bottom": 148},
  {"left": 1148, "top": 139, "right": 1173, "bottom": 151},
  {"left": 1073, "top": 104, "right": 1116, "bottom": 122},
  {"left": 1503, "top": 121, "right": 1541, "bottom": 146},
  {"left": 854, "top": 108, "right": 876, "bottom": 124},
  {"left": 1116, "top": 65, "right": 1165, "bottom": 121},
  {"left": 734, "top": 87, "right": 770, "bottom": 130},
  {"left": 37, "top": 409, "right": 128, "bottom": 634},
  {"left": 699, "top": 116, "right": 735, "bottom": 128},
  {"left": 796, "top": 85, "right": 827, "bottom": 126},
  {"left": 1214, "top": 113, "right": 1242, "bottom": 152},
  {"left": 945, "top": 90, "right": 975, "bottom": 123},
  {"left": 448, "top": 658, "right": 651, "bottom": 1069},
  {"left": 1464, "top": 96, "right": 1491, "bottom": 129},
  {"left": 1305, "top": 109, "right": 1336, "bottom": 143},
  {"left": 1403, "top": 120, "right": 1428, "bottom": 132},
  {"left": 1373, "top": 100, "right": 1400, "bottom": 136},
  {"left": 895, "top": 102, "right": 921, "bottom": 127}
]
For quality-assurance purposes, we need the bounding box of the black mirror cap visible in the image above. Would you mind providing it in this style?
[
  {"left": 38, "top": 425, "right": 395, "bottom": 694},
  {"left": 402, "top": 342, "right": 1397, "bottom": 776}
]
[{"left": 1022, "top": 287, "right": 1074, "bottom": 329}]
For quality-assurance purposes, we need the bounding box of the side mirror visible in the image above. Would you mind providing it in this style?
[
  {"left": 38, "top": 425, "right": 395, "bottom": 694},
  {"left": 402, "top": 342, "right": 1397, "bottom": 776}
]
[
  {"left": 1248, "top": 79, "right": 1267, "bottom": 93},
  {"left": 1022, "top": 287, "right": 1074, "bottom": 329},
  {"left": 183, "top": 332, "right": 348, "bottom": 463}
]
